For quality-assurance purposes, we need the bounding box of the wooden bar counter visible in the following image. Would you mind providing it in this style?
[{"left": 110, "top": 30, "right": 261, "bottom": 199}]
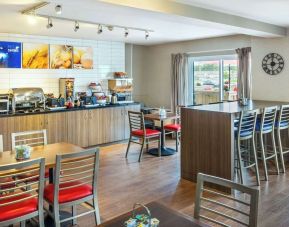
[{"left": 181, "top": 100, "right": 289, "bottom": 186}]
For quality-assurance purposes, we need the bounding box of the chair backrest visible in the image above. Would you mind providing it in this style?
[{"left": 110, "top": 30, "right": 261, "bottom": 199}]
[
  {"left": 0, "top": 135, "right": 3, "bottom": 152},
  {"left": 11, "top": 129, "right": 47, "bottom": 151},
  {"left": 277, "top": 104, "right": 289, "bottom": 129},
  {"left": 127, "top": 111, "right": 145, "bottom": 134},
  {"left": 53, "top": 148, "right": 100, "bottom": 204},
  {"left": 0, "top": 158, "right": 45, "bottom": 222},
  {"left": 260, "top": 106, "right": 277, "bottom": 132},
  {"left": 194, "top": 173, "right": 259, "bottom": 227},
  {"left": 175, "top": 105, "right": 185, "bottom": 124},
  {"left": 237, "top": 110, "right": 257, "bottom": 140}
]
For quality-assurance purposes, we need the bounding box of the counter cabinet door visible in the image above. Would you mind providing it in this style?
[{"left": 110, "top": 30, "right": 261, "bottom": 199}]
[
  {"left": 0, "top": 117, "right": 8, "bottom": 151},
  {"left": 66, "top": 110, "right": 89, "bottom": 147},
  {"left": 45, "top": 112, "right": 68, "bottom": 144},
  {"left": 7, "top": 114, "right": 45, "bottom": 151}
]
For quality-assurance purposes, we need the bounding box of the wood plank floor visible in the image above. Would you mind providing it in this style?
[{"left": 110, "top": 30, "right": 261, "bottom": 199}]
[{"left": 65, "top": 139, "right": 289, "bottom": 227}]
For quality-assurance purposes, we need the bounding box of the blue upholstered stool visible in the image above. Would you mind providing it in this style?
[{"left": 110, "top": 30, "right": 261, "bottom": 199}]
[
  {"left": 234, "top": 110, "right": 260, "bottom": 186},
  {"left": 276, "top": 104, "right": 289, "bottom": 173},
  {"left": 255, "top": 106, "right": 279, "bottom": 181}
]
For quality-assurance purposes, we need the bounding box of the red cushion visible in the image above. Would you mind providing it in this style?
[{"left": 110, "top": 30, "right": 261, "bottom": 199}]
[
  {"left": 44, "top": 181, "right": 93, "bottom": 204},
  {"left": 18, "top": 168, "right": 49, "bottom": 182},
  {"left": 164, "top": 124, "right": 181, "bottom": 132},
  {"left": 132, "top": 129, "right": 160, "bottom": 137},
  {"left": 0, "top": 193, "right": 38, "bottom": 221},
  {"left": 0, "top": 177, "right": 15, "bottom": 190}
]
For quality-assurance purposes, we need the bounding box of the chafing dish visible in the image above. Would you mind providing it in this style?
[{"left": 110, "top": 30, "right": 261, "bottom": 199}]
[{"left": 11, "top": 88, "right": 46, "bottom": 113}]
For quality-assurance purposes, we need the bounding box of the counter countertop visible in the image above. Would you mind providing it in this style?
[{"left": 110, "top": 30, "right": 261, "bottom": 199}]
[
  {"left": 185, "top": 100, "right": 289, "bottom": 114},
  {"left": 0, "top": 102, "right": 140, "bottom": 118}
]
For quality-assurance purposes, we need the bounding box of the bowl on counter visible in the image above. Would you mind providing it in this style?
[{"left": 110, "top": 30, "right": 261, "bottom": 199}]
[{"left": 96, "top": 99, "right": 106, "bottom": 105}]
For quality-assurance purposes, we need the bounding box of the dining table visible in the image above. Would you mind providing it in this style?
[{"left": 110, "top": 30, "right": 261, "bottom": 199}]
[
  {"left": 0, "top": 142, "right": 85, "bottom": 227},
  {"left": 99, "top": 201, "right": 209, "bottom": 227},
  {"left": 144, "top": 113, "right": 179, "bottom": 156}
]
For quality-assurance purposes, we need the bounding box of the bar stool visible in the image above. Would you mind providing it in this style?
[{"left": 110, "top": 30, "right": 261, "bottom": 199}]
[
  {"left": 235, "top": 110, "right": 260, "bottom": 186},
  {"left": 276, "top": 104, "right": 289, "bottom": 172},
  {"left": 255, "top": 106, "right": 279, "bottom": 181}
]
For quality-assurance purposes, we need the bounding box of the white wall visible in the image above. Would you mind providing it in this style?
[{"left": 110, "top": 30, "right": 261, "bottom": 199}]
[
  {"left": 0, "top": 33, "right": 125, "bottom": 95},
  {"left": 251, "top": 36, "right": 289, "bottom": 102}
]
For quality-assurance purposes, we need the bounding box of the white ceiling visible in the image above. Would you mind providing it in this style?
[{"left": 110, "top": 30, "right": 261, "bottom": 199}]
[
  {"left": 174, "top": 0, "right": 289, "bottom": 27},
  {"left": 0, "top": 0, "right": 287, "bottom": 45}
]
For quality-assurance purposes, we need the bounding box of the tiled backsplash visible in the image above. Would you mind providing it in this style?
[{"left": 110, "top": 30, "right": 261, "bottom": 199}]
[{"left": 0, "top": 33, "right": 125, "bottom": 96}]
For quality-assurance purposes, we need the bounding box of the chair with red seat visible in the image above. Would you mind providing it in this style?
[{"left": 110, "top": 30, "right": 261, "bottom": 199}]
[
  {"left": 0, "top": 158, "right": 45, "bottom": 227},
  {"left": 12, "top": 130, "right": 49, "bottom": 187},
  {"left": 44, "top": 148, "right": 101, "bottom": 227},
  {"left": 126, "top": 111, "right": 161, "bottom": 162},
  {"left": 164, "top": 105, "right": 183, "bottom": 152}
]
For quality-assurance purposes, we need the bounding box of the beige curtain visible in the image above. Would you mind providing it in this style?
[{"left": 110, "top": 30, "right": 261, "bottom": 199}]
[
  {"left": 171, "top": 53, "right": 189, "bottom": 111},
  {"left": 236, "top": 47, "right": 252, "bottom": 99}
]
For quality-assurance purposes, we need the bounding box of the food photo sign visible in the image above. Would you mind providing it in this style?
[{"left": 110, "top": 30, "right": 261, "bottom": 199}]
[
  {"left": 22, "top": 43, "right": 49, "bottom": 69},
  {"left": 50, "top": 45, "right": 73, "bottom": 69},
  {"left": 73, "top": 46, "right": 93, "bottom": 69}
]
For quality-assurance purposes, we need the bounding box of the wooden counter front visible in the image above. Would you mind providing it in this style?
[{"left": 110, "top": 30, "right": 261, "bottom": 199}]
[
  {"left": 181, "top": 100, "right": 289, "bottom": 189},
  {"left": 0, "top": 104, "right": 140, "bottom": 151}
]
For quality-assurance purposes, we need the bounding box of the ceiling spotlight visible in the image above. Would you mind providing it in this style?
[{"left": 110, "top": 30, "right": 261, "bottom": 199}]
[
  {"left": 46, "top": 17, "right": 53, "bottom": 29},
  {"left": 124, "top": 28, "right": 129, "bottom": 38},
  {"left": 55, "top": 5, "right": 62, "bottom": 15},
  {"left": 145, "top": 31, "right": 149, "bottom": 40},
  {"left": 74, "top": 21, "right": 79, "bottom": 32},
  {"left": 98, "top": 24, "right": 103, "bottom": 34},
  {"left": 107, "top": 25, "right": 114, "bottom": 31}
]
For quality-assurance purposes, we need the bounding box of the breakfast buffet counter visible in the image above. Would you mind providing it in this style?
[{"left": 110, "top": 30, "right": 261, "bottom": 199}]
[{"left": 0, "top": 103, "right": 140, "bottom": 151}]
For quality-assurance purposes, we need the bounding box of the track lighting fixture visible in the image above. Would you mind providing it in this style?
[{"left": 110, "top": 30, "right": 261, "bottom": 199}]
[
  {"left": 107, "top": 25, "right": 114, "bottom": 31},
  {"left": 98, "top": 24, "right": 103, "bottom": 34},
  {"left": 74, "top": 21, "right": 79, "bottom": 32},
  {"left": 55, "top": 5, "right": 62, "bottom": 15},
  {"left": 124, "top": 28, "right": 129, "bottom": 38},
  {"left": 145, "top": 31, "right": 149, "bottom": 40},
  {"left": 46, "top": 17, "right": 53, "bottom": 29},
  {"left": 22, "top": 2, "right": 154, "bottom": 39}
]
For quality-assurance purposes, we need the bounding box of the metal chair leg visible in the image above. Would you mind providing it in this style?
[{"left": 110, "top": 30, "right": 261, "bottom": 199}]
[
  {"left": 53, "top": 206, "right": 61, "bottom": 227},
  {"left": 72, "top": 205, "right": 77, "bottom": 225},
  {"left": 138, "top": 138, "right": 145, "bottom": 162},
  {"left": 236, "top": 140, "right": 244, "bottom": 184},
  {"left": 146, "top": 139, "right": 149, "bottom": 152},
  {"left": 158, "top": 135, "right": 161, "bottom": 157},
  {"left": 277, "top": 129, "right": 285, "bottom": 173},
  {"left": 260, "top": 133, "right": 269, "bottom": 181},
  {"left": 176, "top": 132, "right": 179, "bottom": 152},
  {"left": 125, "top": 137, "right": 131, "bottom": 158},
  {"left": 93, "top": 197, "right": 101, "bottom": 225},
  {"left": 20, "top": 221, "right": 26, "bottom": 227},
  {"left": 271, "top": 131, "right": 280, "bottom": 175},
  {"left": 252, "top": 137, "right": 260, "bottom": 186}
]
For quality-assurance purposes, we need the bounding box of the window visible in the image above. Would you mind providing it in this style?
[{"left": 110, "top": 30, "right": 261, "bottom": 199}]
[{"left": 190, "top": 54, "right": 238, "bottom": 105}]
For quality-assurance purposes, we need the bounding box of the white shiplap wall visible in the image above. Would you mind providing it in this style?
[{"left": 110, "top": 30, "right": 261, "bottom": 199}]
[{"left": 0, "top": 33, "right": 125, "bottom": 95}]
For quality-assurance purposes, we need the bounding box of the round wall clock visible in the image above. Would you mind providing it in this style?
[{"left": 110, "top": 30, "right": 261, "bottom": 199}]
[{"left": 262, "top": 53, "right": 284, "bottom": 75}]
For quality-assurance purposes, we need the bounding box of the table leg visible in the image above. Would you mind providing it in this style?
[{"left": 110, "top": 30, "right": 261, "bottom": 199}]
[{"left": 148, "top": 120, "right": 176, "bottom": 156}]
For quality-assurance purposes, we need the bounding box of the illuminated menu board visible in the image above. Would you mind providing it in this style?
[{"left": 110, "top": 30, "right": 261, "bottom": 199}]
[{"left": 0, "top": 41, "right": 21, "bottom": 68}]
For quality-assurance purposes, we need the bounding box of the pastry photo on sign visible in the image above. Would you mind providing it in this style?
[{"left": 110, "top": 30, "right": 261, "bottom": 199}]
[
  {"left": 50, "top": 45, "right": 73, "bottom": 69},
  {"left": 73, "top": 46, "right": 93, "bottom": 69}
]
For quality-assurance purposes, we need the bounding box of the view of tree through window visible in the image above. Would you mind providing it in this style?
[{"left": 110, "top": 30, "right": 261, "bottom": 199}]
[{"left": 191, "top": 55, "right": 238, "bottom": 105}]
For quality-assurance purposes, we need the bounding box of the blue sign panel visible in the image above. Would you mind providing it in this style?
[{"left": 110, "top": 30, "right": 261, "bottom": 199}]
[{"left": 0, "top": 41, "right": 21, "bottom": 68}]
